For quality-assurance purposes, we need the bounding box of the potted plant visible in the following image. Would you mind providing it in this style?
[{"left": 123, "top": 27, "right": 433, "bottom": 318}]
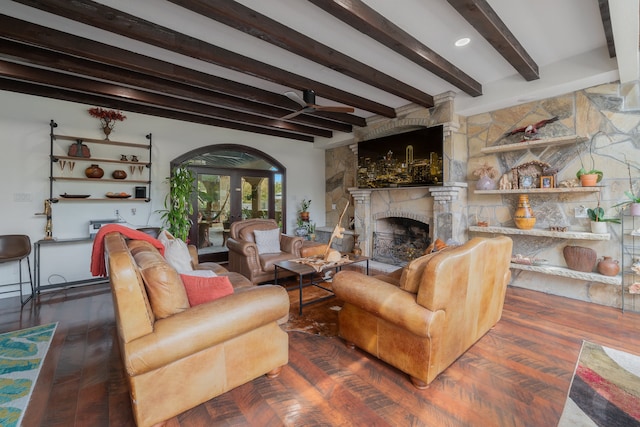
[
  {"left": 576, "top": 133, "right": 603, "bottom": 186},
  {"left": 299, "top": 198, "right": 311, "bottom": 221},
  {"left": 587, "top": 206, "right": 620, "bottom": 234},
  {"left": 159, "top": 166, "right": 196, "bottom": 241}
]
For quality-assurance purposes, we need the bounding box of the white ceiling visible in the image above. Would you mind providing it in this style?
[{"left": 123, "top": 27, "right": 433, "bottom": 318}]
[{"left": 2, "top": 0, "right": 637, "bottom": 141}]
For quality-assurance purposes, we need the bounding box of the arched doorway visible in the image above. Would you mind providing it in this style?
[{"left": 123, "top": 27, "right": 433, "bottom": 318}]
[{"left": 172, "top": 144, "right": 286, "bottom": 262}]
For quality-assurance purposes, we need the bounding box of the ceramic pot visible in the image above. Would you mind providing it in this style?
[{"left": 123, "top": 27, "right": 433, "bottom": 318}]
[
  {"left": 597, "top": 256, "right": 620, "bottom": 276},
  {"left": 590, "top": 221, "right": 607, "bottom": 234},
  {"left": 580, "top": 174, "right": 599, "bottom": 187},
  {"left": 563, "top": 246, "right": 597, "bottom": 272},
  {"left": 476, "top": 175, "right": 497, "bottom": 190},
  {"left": 85, "top": 164, "right": 104, "bottom": 179},
  {"left": 631, "top": 203, "right": 640, "bottom": 216},
  {"left": 514, "top": 195, "right": 536, "bottom": 230},
  {"left": 112, "top": 169, "right": 127, "bottom": 179}
]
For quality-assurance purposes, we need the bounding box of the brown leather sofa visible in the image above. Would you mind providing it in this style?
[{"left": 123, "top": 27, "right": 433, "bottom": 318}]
[
  {"left": 103, "top": 231, "right": 290, "bottom": 427},
  {"left": 226, "top": 218, "right": 304, "bottom": 284},
  {"left": 332, "top": 236, "right": 513, "bottom": 388}
]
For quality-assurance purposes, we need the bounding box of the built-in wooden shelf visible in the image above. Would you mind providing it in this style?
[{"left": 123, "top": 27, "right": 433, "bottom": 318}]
[
  {"left": 510, "top": 263, "right": 621, "bottom": 285},
  {"left": 474, "top": 187, "right": 601, "bottom": 195},
  {"left": 54, "top": 134, "right": 150, "bottom": 149},
  {"left": 481, "top": 135, "right": 588, "bottom": 154},
  {"left": 469, "top": 226, "right": 610, "bottom": 240}
]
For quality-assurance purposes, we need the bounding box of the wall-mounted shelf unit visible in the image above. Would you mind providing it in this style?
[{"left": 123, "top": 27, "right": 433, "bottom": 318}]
[
  {"left": 474, "top": 187, "right": 601, "bottom": 195},
  {"left": 621, "top": 211, "right": 639, "bottom": 312},
  {"left": 509, "top": 263, "right": 621, "bottom": 285},
  {"left": 469, "top": 226, "right": 610, "bottom": 241},
  {"left": 480, "top": 135, "right": 588, "bottom": 154}
]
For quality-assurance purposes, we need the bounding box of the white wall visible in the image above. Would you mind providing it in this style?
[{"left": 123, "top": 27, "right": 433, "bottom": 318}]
[{"left": 0, "top": 90, "right": 325, "bottom": 296}]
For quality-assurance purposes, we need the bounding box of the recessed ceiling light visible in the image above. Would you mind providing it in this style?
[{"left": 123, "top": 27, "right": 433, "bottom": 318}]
[{"left": 455, "top": 38, "right": 470, "bottom": 47}]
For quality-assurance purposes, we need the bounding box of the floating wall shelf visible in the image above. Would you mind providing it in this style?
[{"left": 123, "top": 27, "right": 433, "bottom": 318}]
[{"left": 480, "top": 135, "right": 588, "bottom": 154}]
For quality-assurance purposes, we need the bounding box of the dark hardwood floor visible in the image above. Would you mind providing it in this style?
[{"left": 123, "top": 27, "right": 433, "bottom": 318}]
[{"left": 2, "top": 277, "right": 639, "bottom": 427}]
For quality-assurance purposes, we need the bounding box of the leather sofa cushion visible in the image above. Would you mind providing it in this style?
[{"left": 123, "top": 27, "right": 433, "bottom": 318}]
[
  {"left": 133, "top": 247, "right": 190, "bottom": 319},
  {"left": 260, "top": 252, "right": 298, "bottom": 272},
  {"left": 399, "top": 251, "right": 439, "bottom": 293}
]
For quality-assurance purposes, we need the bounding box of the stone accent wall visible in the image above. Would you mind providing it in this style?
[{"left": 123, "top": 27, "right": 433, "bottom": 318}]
[{"left": 468, "top": 81, "right": 640, "bottom": 310}]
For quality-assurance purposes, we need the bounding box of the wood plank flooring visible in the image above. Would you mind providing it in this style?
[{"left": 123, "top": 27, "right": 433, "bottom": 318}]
[{"left": 1, "top": 280, "right": 639, "bottom": 427}]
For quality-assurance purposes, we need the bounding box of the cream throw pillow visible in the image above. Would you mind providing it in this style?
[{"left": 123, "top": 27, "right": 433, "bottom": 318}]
[
  {"left": 254, "top": 228, "right": 281, "bottom": 254},
  {"left": 158, "top": 230, "right": 193, "bottom": 273}
]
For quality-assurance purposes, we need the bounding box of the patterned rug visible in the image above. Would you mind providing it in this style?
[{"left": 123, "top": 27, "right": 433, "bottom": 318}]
[
  {"left": 0, "top": 323, "right": 57, "bottom": 427},
  {"left": 558, "top": 340, "right": 640, "bottom": 426}
]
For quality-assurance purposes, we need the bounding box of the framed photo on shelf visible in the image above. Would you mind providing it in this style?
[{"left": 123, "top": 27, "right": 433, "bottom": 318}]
[
  {"left": 540, "top": 175, "right": 554, "bottom": 189},
  {"left": 519, "top": 174, "right": 535, "bottom": 189}
]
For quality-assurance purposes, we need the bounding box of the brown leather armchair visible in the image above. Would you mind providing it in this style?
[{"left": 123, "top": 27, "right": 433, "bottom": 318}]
[
  {"left": 226, "top": 219, "right": 304, "bottom": 284},
  {"left": 332, "top": 236, "right": 513, "bottom": 388}
]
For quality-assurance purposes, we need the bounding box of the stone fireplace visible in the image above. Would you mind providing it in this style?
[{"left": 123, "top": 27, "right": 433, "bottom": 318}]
[{"left": 348, "top": 183, "right": 468, "bottom": 266}]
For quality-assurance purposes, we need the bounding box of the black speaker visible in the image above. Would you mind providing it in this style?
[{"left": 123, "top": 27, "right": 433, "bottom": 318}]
[{"left": 135, "top": 186, "right": 146, "bottom": 199}]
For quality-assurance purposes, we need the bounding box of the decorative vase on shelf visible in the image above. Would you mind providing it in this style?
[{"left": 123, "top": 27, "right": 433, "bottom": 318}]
[
  {"left": 597, "top": 256, "right": 620, "bottom": 276},
  {"left": 85, "top": 164, "right": 104, "bottom": 179},
  {"left": 112, "top": 169, "right": 127, "bottom": 179},
  {"left": 514, "top": 195, "right": 536, "bottom": 230},
  {"left": 590, "top": 221, "right": 607, "bottom": 234},
  {"left": 631, "top": 203, "right": 640, "bottom": 216},
  {"left": 352, "top": 234, "right": 362, "bottom": 257},
  {"left": 476, "top": 175, "right": 497, "bottom": 190},
  {"left": 563, "top": 246, "right": 597, "bottom": 272}
]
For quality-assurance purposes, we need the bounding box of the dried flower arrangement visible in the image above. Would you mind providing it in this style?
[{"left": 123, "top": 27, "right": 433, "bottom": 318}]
[
  {"left": 472, "top": 163, "right": 499, "bottom": 179},
  {"left": 88, "top": 107, "right": 127, "bottom": 139}
]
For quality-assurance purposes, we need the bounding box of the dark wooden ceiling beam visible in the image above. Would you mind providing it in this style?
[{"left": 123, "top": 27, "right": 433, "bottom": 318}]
[
  {"left": 0, "top": 60, "right": 331, "bottom": 139},
  {"left": 0, "top": 38, "right": 353, "bottom": 134},
  {"left": 0, "top": 79, "right": 315, "bottom": 142},
  {"left": 446, "top": 0, "right": 539, "bottom": 81},
  {"left": 167, "top": 0, "right": 434, "bottom": 108},
  {"left": 0, "top": 14, "right": 366, "bottom": 128},
  {"left": 307, "top": 0, "right": 483, "bottom": 97},
  {"left": 598, "top": 0, "right": 616, "bottom": 58},
  {"left": 13, "top": 0, "right": 397, "bottom": 118}
]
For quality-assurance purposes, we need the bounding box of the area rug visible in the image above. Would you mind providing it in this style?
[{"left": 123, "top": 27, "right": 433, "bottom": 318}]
[
  {"left": 0, "top": 323, "right": 58, "bottom": 427},
  {"left": 558, "top": 340, "right": 640, "bottom": 426},
  {"left": 280, "top": 280, "right": 342, "bottom": 337}
]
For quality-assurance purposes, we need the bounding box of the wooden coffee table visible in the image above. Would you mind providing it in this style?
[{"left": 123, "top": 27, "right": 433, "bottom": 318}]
[{"left": 274, "top": 254, "right": 369, "bottom": 315}]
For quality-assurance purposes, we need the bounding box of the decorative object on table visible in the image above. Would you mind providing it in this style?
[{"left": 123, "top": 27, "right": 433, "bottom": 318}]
[
  {"left": 67, "top": 140, "right": 91, "bottom": 158},
  {"left": 84, "top": 163, "right": 104, "bottom": 178},
  {"left": 557, "top": 341, "right": 640, "bottom": 427},
  {"left": 576, "top": 132, "right": 604, "bottom": 186},
  {"left": 472, "top": 163, "right": 499, "bottom": 190},
  {"left": 612, "top": 158, "right": 640, "bottom": 215},
  {"left": 323, "top": 201, "right": 349, "bottom": 262},
  {"left": 513, "top": 194, "right": 536, "bottom": 230},
  {"left": 112, "top": 169, "right": 127, "bottom": 179},
  {"left": 0, "top": 323, "right": 58, "bottom": 427},
  {"left": 299, "top": 198, "right": 311, "bottom": 222},
  {"left": 502, "top": 116, "right": 558, "bottom": 141},
  {"left": 563, "top": 245, "right": 597, "bottom": 272},
  {"left": 596, "top": 256, "right": 620, "bottom": 276},
  {"left": 158, "top": 166, "right": 195, "bottom": 242},
  {"left": 88, "top": 107, "right": 126, "bottom": 140}
]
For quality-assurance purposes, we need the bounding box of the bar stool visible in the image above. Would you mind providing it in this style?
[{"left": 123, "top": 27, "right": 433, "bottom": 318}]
[{"left": 0, "top": 235, "right": 34, "bottom": 306}]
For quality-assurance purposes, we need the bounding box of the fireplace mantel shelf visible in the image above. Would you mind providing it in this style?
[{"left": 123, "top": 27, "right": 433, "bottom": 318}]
[{"left": 469, "top": 225, "right": 610, "bottom": 240}]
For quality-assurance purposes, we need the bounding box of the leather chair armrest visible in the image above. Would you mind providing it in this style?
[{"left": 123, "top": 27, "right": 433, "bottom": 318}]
[
  {"left": 280, "top": 234, "right": 303, "bottom": 256},
  {"left": 125, "top": 285, "right": 289, "bottom": 375},
  {"left": 226, "top": 238, "right": 258, "bottom": 257},
  {"left": 332, "top": 270, "right": 443, "bottom": 338}
]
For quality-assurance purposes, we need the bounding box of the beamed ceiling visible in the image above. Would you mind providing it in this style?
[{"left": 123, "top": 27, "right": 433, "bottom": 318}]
[{"left": 0, "top": 0, "right": 638, "bottom": 143}]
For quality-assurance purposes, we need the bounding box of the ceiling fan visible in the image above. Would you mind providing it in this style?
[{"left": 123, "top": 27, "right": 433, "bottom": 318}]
[{"left": 280, "top": 89, "right": 355, "bottom": 120}]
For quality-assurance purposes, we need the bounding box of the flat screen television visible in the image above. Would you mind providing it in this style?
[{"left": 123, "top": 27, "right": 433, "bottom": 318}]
[{"left": 357, "top": 125, "right": 443, "bottom": 188}]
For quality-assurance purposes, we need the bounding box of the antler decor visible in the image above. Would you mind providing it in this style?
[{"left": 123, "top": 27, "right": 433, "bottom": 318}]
[{"left": 323, "top": 201, "right": 349, "bottom": 261}]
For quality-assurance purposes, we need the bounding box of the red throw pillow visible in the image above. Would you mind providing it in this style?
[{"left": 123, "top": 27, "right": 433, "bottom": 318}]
[{"left": 180, "top": 274, "right": 234, "bottom": 306}]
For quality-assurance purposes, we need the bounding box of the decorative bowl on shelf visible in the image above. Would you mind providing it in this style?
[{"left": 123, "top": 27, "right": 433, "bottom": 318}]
[
  {"left": 106, "top": 192, "right": 131, "bottom": 199},
  {"left": 59, "top": 193, "right": 90, "bottom": 199},
  {"left": 112, "top": 169, "right": 127, "bottom": 179}
]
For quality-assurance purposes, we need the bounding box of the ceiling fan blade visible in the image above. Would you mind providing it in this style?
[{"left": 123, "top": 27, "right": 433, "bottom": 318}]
[
  {"left": 284, "top": 91, "right": 307, "bottom": 108},
  {"left": 314, "top": 105, "right": 355, "bottom": 113},
  {"left": 280, "top": 108, "right": 307, "bottom": 120}
]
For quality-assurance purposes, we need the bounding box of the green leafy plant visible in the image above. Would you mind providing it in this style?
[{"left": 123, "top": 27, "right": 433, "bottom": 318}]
[
  {"left": 299, "top": 198, "right": 311, "bottom": 212},
  {"left": 159, "top": 166, "right": 196, "bottom": 241},
  {"left": 587, "top": 206, "right": 620, "bottom": 223},
  {"left": 613, "top": 159, "right": 640, "bottom": 209}
]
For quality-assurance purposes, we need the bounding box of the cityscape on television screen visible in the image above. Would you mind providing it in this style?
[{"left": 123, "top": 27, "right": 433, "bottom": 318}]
[{"left": 357, "top": 126, "right": 443, "bottom": 188}]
